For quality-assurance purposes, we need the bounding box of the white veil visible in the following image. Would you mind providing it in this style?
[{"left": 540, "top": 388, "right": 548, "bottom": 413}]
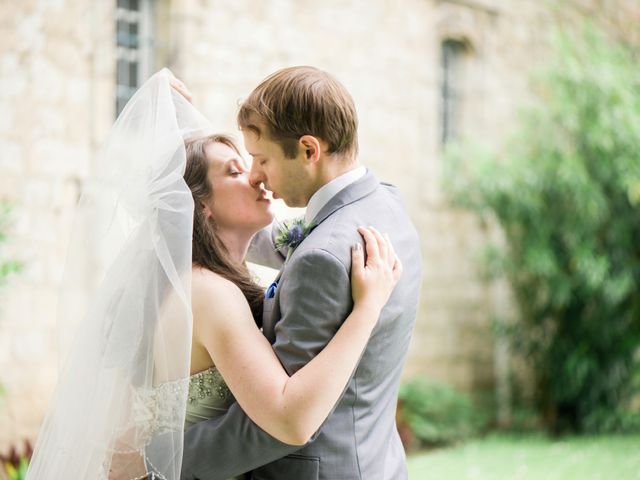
[{"left": 26, "top": 69, "right": 211, "bottom": 479}]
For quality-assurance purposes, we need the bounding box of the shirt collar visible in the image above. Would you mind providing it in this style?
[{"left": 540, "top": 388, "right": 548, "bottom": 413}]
[{"left": 304, "top": 166, "right": 367, "bottom": 224}]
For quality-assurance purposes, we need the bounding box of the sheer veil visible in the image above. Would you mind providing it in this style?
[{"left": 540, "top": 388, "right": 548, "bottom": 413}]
[{"left": 26, "top": 69, "right": 211, "bottom": 479}]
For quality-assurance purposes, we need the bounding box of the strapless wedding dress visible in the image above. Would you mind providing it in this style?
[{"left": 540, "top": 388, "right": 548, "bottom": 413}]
[
  {"left": 186, "top": 367, "right": 244, "bottom": 480},
  {"left": 185, "top": 366, "right": 235, "bottom": 429}
]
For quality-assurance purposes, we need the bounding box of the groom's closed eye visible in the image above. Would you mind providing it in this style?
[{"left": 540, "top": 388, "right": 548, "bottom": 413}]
[{"left": 249, "top": 153, "right": 267, "bottom": 166}]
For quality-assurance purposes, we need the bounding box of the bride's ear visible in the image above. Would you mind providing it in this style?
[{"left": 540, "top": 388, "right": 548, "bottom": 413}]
[{"left": 202, "top": 202, "right": 213, "bottom": 219}]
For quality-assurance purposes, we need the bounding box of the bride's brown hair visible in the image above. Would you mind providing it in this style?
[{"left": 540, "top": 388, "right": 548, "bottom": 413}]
[{"left": 184, "top": 133, "right": 264, "bottom": 325}]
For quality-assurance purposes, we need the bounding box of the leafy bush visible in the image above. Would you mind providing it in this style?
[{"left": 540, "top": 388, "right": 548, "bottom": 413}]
[
  {"left": 582, "top": 407, "right": 640, "bottom": 434},
  {"left": 2, "top": 458, "right": 28, "bottom": 480},
  {"left": 397, "top": 378, "right": 486, "bottom": 449},
  {"left": 445, "top": 26, "right": 640, "bottom": 433},
  {"left": 0, "top": 441, "right": 32, "bottom": 480}
]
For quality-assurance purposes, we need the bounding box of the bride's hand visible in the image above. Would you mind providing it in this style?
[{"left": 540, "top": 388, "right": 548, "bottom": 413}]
[
  {"left": 351, "top": 226, "right": 402, "bottom": 315},
  {"left": 169, "top": 76, "right": 194, "bottom": 103}
]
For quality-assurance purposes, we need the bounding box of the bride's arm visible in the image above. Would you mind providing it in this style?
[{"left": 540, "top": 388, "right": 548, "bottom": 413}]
[{"left": 192, "top": 227, "right": 401, "bottom": 446}]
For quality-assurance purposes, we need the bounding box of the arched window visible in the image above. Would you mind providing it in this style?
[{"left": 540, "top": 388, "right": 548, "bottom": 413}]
[{"left": 440, "top": 39, "right": 467, "bottom": 146}]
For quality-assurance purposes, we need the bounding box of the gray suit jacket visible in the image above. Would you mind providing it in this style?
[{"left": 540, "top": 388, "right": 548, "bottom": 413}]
[{"left": 181, "top": 170, "right": 422, "bottom": 480}]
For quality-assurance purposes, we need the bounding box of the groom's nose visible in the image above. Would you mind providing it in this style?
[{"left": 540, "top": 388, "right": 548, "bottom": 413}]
[{"left": 249, "top": 164, "right": 264, "bottom": 188}]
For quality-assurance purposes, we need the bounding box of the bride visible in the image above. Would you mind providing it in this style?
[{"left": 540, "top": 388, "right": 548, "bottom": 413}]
[{"left": 25, "top": 69, "right": 401, "bottom": 479}]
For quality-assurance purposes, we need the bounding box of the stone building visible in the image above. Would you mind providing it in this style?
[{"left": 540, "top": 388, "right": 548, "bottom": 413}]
[{"left": 0, "top": 0, "right": 619, "bottom": 450}]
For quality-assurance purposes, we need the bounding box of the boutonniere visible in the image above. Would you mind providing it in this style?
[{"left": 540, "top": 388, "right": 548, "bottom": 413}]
[{"left": 275, "top": 217, "right": 314, "bottom": 255}]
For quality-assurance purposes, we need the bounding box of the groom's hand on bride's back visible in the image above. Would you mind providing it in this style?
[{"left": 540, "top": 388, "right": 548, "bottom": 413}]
[{"left": 170, "top": 77, "right": 194, "bottom": 103}]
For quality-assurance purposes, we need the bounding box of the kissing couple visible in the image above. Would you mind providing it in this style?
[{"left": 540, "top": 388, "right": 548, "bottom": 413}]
[{"left": 26, "top": 66, "right": 422, "bottom": 480}]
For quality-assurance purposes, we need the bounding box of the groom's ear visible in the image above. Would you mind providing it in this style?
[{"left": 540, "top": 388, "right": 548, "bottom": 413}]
[{"left": 299, "top": 135, "right": 322, "bottom": 164}]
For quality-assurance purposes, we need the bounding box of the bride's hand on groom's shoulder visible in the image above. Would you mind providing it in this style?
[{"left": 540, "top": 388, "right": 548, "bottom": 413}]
[
  {"left": 169, "top": 76, "right": 194, "bottom": 104},
  {"left": 350, "top": 226, "right": 402, "bottom": 314}
]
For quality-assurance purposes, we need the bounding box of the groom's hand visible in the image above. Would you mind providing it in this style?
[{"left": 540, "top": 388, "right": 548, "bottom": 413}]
[{"left": 170, "top": 77, "right": 194, "bottom": 104}]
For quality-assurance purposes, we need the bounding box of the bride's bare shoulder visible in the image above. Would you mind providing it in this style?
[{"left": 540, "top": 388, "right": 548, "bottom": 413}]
[
  {"left": 191, "top": 266, "right": 249, "bottom": 323},
  {"left": 192, "top": 265, "right": 228, "bottom": 284}
]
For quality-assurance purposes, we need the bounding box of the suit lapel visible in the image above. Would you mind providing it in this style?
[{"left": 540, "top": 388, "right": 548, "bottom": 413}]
[{"left": 263, "top": 170, "right": 381, "bottom": 341}]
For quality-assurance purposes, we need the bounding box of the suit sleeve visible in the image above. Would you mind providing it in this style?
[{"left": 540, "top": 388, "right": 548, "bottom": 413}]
[
  {"left": 180, "top": 401, "right": 302, "bottom": 480},
  {"left": 180, "top": 249, "right": 352, "bottom": 480},
  {"left": 273, "top": 248, "right": 353, "bottom": 375}
]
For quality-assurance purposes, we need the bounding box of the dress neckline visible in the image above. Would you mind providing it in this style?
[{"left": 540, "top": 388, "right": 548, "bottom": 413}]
[{"left": 189, "top": 365, "right": 217, "bottom": 379}]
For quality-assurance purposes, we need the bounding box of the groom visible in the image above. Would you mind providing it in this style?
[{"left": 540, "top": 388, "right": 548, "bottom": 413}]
[{"left": 180, "top": 66, "right": 422, "bottom": 480}]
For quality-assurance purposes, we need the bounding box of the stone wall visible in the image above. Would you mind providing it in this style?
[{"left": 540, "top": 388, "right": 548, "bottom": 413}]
[
  {"left": 0, "top": 0, "right": 117, "bottom": 450},
  {"left": 0, "top": 0, "right": 569, "bottom": 449}
]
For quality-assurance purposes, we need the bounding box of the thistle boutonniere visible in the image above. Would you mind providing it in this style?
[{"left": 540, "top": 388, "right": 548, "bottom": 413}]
[{"left": 275, "top": 217, "right": 314, "bottom": 256}]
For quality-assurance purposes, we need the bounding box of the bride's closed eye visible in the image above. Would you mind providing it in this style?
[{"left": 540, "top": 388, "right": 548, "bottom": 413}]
[{"left": 229, "top": 160, "right": 249, "bottom": 176}]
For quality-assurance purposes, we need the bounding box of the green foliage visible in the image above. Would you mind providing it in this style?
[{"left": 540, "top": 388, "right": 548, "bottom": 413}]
[
  {"left": 3, "top": 458, "right": 28, "bottom": 480},
  {"left": 0, "top": 203, "right": 24, "bottom": 479},
  {"left": 0, "top": 441, "right": 32, "bottom": 480},
  {"left": 444, "top": 26, "right": 640, "bottom": 433},
  {"left": 397, "top": 378, "right": 486, "bottom": 448},
  {"left": 0, "top": 202, "right": 21, "bottom": 288},
  {"left": 582, "top": 407, "right": 640, "bottom": 434}
]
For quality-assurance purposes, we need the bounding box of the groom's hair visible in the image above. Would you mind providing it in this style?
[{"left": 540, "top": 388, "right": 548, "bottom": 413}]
[{"left": 237, "top": 66, "right": 358, "bottom": 160}]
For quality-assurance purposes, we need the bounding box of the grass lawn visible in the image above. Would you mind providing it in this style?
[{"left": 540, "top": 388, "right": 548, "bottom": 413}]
[{"left": 407, "top": 433, "right": 640, "bottom": 479}]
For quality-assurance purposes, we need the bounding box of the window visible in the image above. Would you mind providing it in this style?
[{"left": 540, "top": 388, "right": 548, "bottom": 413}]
[
  {"left": 115, "top": 0, "right": 154, "bottom": 117},
  {"left": 440, "top": 39, "right": 467, "bottom": 146}
]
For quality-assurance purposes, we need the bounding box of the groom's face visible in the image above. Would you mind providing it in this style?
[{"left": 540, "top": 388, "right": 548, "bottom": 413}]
[{"left": 244, "top": 129, "right": 313, "bottom": 208}]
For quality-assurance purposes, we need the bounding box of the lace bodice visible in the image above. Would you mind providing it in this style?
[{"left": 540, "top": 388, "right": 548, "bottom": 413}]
[
  {"left": 97, "top": 367, "right": 238, "bottom": 480},
  {"left": 185, "top": 366, "right": 235, "bottom": 429}
]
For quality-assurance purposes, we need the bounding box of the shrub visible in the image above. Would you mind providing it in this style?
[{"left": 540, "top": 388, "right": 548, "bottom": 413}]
[
  {"left": 0, "top": 441, "right": 32, "bottom": 480},
  {"left": 445, "top": 26, "right": 640, "bottom": 433},
  {"left": 397, "top": 378, "right": 486, "bottom": 449},
  {"left": 2, "top": 458, "right": 28, "bottom": 480}
]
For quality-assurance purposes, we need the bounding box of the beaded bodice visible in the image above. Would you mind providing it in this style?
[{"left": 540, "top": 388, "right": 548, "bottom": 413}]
[{"left": 185, "top": 366, "right": 235, "bottom": 429}]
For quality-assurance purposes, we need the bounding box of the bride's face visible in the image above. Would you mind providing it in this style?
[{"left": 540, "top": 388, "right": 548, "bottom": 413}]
[{"left": 203, "top": 141, "right": 274, "bottom": 233}]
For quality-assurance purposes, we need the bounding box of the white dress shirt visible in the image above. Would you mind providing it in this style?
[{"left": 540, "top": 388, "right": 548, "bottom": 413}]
[{"left": 304, "top": 166, "right": 367, "bottom": 224}]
